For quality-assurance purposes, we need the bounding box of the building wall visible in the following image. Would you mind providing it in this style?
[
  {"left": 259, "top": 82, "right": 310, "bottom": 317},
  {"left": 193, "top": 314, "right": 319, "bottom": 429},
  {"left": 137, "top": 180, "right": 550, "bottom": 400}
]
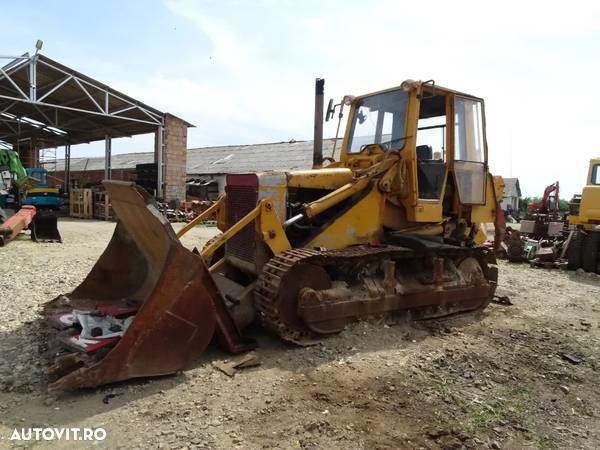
[
  {"left": 500, "top": 196, "right": 519, "bottom": 212},
  {"left": 163, "top": 114, "right": 188, "bottom": 202},
  {"left": 50, "top": 169, "right": 226, "bottom": 199},
  {"left": 47, "top": 169, "right": 136, "bottom": 189}
]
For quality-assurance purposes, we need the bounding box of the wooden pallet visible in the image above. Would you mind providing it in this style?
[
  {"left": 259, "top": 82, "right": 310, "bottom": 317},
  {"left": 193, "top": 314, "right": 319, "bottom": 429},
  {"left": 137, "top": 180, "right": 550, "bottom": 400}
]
[
  {"left": 93, "top": 191, "right": 115, "bottom": 221},
  {"left": 70, "top": 188, "right": 93, "bottom": 219}
]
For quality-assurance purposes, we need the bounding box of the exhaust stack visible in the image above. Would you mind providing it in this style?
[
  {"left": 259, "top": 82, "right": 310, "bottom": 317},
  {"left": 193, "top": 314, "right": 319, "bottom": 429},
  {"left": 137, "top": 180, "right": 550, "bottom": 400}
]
[{"left": 313, "top": 78, "right": 325, "bottom": 168}]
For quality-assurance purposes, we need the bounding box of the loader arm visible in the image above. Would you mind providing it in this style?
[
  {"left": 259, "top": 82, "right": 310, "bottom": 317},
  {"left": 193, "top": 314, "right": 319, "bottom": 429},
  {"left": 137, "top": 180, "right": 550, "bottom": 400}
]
[
  {"left": 285, "top": 150, "right": 400, "bottom": 227},
  {"left": 176, "top": 194, "right": 226, "bottom": 238},
  {"left": 202, "top": 199, "right": 291, "bottom": 261}
]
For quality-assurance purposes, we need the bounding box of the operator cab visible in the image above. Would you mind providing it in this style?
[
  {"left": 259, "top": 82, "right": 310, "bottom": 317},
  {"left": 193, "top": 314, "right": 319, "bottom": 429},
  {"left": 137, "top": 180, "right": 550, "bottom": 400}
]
[{"left": 342, "top": 81, "right": 489, "bottom": 211}]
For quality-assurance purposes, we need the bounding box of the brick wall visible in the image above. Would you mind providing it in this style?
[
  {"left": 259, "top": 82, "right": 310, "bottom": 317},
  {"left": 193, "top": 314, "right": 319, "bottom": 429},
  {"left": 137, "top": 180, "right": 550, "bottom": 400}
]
[
  {"left": 16, "top": 138, "right": 40, "bottom": 168},
  {"left": 163, "top": 113, "right": 188, "bottom": 202}
]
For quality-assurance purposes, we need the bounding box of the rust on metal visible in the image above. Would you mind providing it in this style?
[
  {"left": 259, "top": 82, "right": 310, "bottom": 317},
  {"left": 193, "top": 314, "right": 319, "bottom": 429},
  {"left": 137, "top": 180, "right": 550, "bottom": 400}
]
[
  {"left": 43, "top": 181, "right": 250, "bottom": 391},
  {"left": 0, "top": 205, "right": 36, "bottom": 246},
  {"left": 256, "top": 245, "right": 496, "bottom": 343}
]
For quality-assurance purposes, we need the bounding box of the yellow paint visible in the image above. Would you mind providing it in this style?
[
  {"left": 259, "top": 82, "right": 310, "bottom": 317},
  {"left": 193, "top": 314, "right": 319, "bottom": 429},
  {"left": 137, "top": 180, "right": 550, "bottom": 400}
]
[
  {"left": 304, "top": 178, "right": 370, "bottom": 219},
  {"left": 471, "top": 174, "right": 500, "bottom": 224},
  {"left": 473, "top": 223, "right": 488, "bottom": 245},
  {"left": 202, "top": 203, "right": 261, "bottom": 260},
  {"left": 570, "top": 158, "right": 600, "bottom": 230},
  {"left": 407, "top": 200, "right": 443, "bottom": 223},
  {"left": 492, "top": 175, "right": 505, "bottom": 204},
  {"left": 287, "top": 168, "right": 353, "bottom": 189},
  {"left": 303, "top": 154, "right": 398, "bottom": 220},
  {"left": 258, "top": 200, "right": 292, "bottom": 254},
  {"left": 308, "top": 185, "right": 384, "bottom": 249},
  {"left": 176, "top": 195, "right": 225, "bottom": 238},
  {"left": 216, "top": 197, "right": 228, "bottom": 231},
  {"left": 219, "top": 80, "right": 503, "bottom": 264},
  {"left": 382, "top": 201, "right": 407, "bottom": 229},
  {"left": 200, "top": 198, "right": 291, "bottom": 261},
  {"left": 586, "top": 157, "right": 600, "bottom": 185},
  {"left": 257, "top": 173, "right": 287, "bottom": 221},
  {"left": 28, "top": 187, "right": 59, "bottom": 194},
  {"left": 378, "top": 158, "right": 408, "bottom": 199}
]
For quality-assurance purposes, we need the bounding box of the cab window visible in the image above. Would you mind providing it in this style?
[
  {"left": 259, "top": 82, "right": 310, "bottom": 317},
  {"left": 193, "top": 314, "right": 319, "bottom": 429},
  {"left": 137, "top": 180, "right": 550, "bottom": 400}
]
[
  {"left": 592, "top": 164, "right": 600, "bottom": 185},
  {"left": 348, "top": 90, "right": 408, "bottom": 152},
  {"left": 453, "top": 97, "right": 486, "bottom": 204}
]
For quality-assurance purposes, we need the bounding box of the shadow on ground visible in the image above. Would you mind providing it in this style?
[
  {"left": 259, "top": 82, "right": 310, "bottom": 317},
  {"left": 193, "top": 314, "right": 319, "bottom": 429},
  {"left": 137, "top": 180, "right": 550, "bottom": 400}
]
[{"left": 0, "top": 306, "right": 491, "bottom": 428}]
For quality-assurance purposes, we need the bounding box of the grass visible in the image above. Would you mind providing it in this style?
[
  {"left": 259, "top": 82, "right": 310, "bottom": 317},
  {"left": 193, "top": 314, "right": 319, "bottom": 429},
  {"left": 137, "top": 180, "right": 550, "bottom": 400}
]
[{"left": 428, "top": 374, "right": 533, "bottom": 433}]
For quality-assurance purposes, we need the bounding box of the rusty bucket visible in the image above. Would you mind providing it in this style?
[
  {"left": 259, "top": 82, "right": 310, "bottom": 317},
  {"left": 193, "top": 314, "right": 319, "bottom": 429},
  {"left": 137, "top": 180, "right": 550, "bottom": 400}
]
[{"left": 44, "top": 181, "right": 222, "bottom": 391}]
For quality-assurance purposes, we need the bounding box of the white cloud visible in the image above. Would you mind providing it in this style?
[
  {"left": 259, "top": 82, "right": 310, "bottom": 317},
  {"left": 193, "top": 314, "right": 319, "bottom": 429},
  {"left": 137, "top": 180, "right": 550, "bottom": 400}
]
[
  {"left": 164, "top": 0, "right": 252, "bottom": 71},
  {"left": 71, "top": 0, "right": 600, "bottom": 197}
]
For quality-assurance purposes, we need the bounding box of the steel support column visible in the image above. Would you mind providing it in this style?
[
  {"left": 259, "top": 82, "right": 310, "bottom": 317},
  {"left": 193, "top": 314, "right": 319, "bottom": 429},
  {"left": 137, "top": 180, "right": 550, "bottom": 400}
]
[
  {"left": 64, "top": 143, "right": 71, "bottom": 193},
  {"left": 156, "top": 123, "right": 164, "bottom": 199},
  {"left": 29, "top": 56, "right": 37, "bottom": 102},
  {"left": 104, "top": 134, "right": 112, "bottom": 180}
]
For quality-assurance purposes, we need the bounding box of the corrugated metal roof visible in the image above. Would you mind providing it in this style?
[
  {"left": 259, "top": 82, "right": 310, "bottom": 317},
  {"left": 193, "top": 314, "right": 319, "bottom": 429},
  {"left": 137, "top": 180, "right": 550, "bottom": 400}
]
[
  {"left": 52, "top": 138, "right": 337, "bottom": 174},
  {"left": 0, "top": 54, "right": 190, "bottom": 149}
]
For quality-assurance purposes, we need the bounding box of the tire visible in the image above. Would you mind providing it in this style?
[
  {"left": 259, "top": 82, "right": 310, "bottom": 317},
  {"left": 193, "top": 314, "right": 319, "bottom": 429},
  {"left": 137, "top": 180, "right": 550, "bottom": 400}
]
[
  {"left": 582, "top": 232, "right": 600, "bottom": 273},
  {"left": 567, "top": 231, "right": 584, "bottom": 270}
]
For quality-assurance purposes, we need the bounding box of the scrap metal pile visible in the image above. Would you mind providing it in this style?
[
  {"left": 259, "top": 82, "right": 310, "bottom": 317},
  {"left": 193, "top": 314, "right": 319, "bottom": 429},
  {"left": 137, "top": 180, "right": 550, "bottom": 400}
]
[
  {"left": 500, "top": 219, "right": 571, "bottom": 268},
  {"left": 158, "top": 199, "right": 214, "bottom": 223},
  {"left": 498, "top": 181, "right": 573, "bottom": 268},
  {"left": 48, "top": 305, "right": 137, "bottom": 355}
]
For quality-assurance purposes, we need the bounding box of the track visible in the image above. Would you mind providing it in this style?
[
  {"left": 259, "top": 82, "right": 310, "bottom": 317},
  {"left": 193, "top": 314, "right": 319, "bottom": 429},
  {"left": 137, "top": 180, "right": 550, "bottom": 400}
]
[{"left": 254, "top": 244, "right": 497, "bottom": 344}]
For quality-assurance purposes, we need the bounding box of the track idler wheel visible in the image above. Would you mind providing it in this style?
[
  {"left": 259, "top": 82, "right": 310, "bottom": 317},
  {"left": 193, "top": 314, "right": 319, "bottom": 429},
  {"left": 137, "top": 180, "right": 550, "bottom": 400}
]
[{"left": 255, "top": 250, "right": 335, "bottom": 344}]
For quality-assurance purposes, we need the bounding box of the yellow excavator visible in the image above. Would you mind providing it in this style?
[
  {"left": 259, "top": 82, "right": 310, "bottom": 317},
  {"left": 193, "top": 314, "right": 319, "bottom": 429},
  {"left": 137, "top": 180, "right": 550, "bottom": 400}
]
[
  {"left": 44, "top": 79, "right": 505, "bottom": 390},
  {"left": 568, "top": 158, "right": 600, "bottom": 273}
]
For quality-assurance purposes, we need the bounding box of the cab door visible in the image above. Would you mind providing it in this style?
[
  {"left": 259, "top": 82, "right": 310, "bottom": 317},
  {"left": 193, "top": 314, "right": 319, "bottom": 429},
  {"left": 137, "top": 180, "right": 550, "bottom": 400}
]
[
  {"left": 453, "top": 96, "right": 487, "bottom": 205},
  {"left": 410, "top": 90, "right": 449, "bottom": 222}
]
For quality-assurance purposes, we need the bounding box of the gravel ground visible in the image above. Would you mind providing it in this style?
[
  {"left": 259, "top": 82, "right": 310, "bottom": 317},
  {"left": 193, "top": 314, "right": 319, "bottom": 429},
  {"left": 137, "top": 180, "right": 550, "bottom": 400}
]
[{"left": 0, "top": 218, "right": 599, "bottom": 449}]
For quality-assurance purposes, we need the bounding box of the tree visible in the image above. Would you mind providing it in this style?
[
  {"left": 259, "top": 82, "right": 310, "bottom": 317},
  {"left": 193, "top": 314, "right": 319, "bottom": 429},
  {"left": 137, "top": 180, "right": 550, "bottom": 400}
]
[
  {"left": 558, "top": 198, "right": 570, "bottom": 212},
  {"left": 519, "top": 197, "right": 538, "bottom": 214}
]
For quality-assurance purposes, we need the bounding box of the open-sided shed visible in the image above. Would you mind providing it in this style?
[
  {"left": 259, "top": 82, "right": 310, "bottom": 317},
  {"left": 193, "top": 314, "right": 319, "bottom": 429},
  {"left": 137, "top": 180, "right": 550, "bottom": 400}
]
[{"left": 0, "top": 49, "right": 191, "bottom": 200}]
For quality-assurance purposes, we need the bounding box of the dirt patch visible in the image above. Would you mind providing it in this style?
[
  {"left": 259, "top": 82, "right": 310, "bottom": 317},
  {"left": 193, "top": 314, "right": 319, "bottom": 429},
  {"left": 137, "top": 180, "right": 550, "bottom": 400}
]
[{"left": 0, "top": 219, "right": 598, "bottom": 449}]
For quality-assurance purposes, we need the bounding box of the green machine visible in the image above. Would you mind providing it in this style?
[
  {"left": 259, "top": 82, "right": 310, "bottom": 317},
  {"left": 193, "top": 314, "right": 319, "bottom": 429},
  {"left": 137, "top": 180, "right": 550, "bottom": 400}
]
[
  {"left": 0, "top": 149, "right": 27, "bottom": 209},
  {"left": 0, "top": 149, "right": 27, "bottom": 181},
  {"left": 0, "top": 149, "right": 62, "bottom": 243}
]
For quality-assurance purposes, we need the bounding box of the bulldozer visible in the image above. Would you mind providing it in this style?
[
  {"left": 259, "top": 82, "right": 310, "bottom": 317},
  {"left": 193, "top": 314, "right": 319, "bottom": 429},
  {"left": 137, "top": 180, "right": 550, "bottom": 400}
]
[
  {"left": 43, "top": 79, "right": 505, "bottom": 391},
  {"left": 568, "top": 158, "right": 600, "bottom": 273}
]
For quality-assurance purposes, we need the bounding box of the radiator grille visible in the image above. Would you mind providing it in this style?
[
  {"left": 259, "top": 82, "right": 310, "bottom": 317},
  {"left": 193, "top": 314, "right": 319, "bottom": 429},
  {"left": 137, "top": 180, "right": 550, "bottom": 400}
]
[{"left": 225, "top": 184, "right": 258, "bottom": 263}]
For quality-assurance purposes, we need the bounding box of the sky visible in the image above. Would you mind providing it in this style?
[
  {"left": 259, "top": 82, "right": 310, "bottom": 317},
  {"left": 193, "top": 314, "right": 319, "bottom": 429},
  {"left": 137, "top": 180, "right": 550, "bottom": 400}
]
[{"left": 2, "top": 0, "right": 600, "bottom": 198}]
